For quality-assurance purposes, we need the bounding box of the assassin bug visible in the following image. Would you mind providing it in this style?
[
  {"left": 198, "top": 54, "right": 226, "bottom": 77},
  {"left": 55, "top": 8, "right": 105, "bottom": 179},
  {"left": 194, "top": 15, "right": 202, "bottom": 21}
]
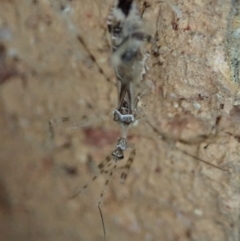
[
  {"left": 68, "top": 0, "right": 152, "bottom": 205},
  {"left": 48, "top": 1, "right": 231, "bottom": 240},
  {"left": 48, "top": 1, "right": 152, "bottom": 239}
]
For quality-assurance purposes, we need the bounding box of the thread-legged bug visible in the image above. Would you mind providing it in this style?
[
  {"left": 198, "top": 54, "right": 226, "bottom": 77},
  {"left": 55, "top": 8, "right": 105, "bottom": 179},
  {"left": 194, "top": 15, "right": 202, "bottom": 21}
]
[
  {"left": 108, "top": 0, "right": 152, "bottom": 127},
  {"left": 46, "top": 0, "right": 237, "bottom": 240},
  {"left": 0, "top": 0, "right": 237, "bottom": 241},
  {"left": 48, "top": 1, "right": 152, "bottom": 239}
]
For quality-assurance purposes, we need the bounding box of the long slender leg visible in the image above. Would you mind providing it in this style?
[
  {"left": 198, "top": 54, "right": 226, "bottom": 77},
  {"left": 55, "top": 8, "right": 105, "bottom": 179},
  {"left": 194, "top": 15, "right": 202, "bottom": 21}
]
[
  {"left": 77, "top": 35, "right": 113, "bottom": 84},
  {"left": 143, "top": 116, "right": 229, "bottom": 172},
  {"left": 120, "top": 148, "right": 136, "bottom": 183},
  {"left": 98, "top": 164, "right": 117, "bottom": 206},
  {"left": 48, "top": 115, "right": 104, "bottom": 141},
  {"left": 70, "top": 155, "right": 113, "bottom": 199},
  {"left": 97, "top": 162, "right": 119, "bottom": 241}
]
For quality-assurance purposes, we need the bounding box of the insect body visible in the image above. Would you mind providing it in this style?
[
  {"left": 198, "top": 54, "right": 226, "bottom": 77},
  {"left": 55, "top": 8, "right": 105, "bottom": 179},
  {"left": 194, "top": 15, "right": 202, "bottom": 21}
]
[
  {"left": 62, "top": 0, "right": 152, "bottom": 202},
  {"left": 47, "top": 2, "right": 231, "bottom": 240},
  {"left": 70, "top": 8, "right": 150, "bottom": 229},
  {"left": 49, "top": 0, "right": 150, "bottom": 171},
  {"left": 108, "top": 0, "right": 151, "bottom": 129}
]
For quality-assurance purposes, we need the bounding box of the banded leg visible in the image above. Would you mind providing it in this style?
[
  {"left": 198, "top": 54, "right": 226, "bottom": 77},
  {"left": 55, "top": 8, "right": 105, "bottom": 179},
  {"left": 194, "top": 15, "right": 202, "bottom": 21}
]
[
  {"left": 70, "top": 155, "right": 113, "bottom": 199},
  {"left": 98, "top": 163, "right": 118, "bottom": 206},
  {"left": 77, "top": 35, "right": 113, "bottom": 84},
  {"left": 120, "top": 148, "right": 136, "bottom": 183}
]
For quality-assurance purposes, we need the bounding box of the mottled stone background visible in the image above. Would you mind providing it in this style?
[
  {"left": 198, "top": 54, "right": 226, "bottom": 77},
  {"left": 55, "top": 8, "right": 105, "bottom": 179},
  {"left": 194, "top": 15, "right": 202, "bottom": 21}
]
[{"left": 0, "top": 0, "right": 240, "bottom": 241}]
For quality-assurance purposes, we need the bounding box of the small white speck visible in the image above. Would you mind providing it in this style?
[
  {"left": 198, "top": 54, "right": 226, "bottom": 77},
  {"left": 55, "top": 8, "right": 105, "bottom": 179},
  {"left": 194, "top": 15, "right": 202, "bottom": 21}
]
[
  {"left": 169, "top": 5, "right": 182, "bottom": 18},
  {"left": 233, "top": 28, "right": 240, "bottom": 39},
  {"left": 170, "top": 93, "right": 177, "bottom": 99},
  {"left": 233, "top": 100, "right": 240, "bottom": 106},
  {"left": 194, "top": 209, "right": 203, "bottom": 216},
  {"left": 132, "top": 119, "right": 139, "bottom": 126},
  {"left": 62, "top": 6, "right": 72, "bottom": 15},
  {"left": 193, "top": 102, "right": 201, "bottom": 110},
  {"left": 173, "top": 102, "right": 179, "bottom": 108}
]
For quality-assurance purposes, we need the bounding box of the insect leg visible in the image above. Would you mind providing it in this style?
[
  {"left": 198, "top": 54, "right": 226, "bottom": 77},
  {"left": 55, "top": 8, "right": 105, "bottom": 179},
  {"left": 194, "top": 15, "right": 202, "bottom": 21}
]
[
  {"left": 120, "top": 147, "right": 136, "bottom": 183},
  {"left": 70, "top": 155, "right": 113, "bottom": 199}
]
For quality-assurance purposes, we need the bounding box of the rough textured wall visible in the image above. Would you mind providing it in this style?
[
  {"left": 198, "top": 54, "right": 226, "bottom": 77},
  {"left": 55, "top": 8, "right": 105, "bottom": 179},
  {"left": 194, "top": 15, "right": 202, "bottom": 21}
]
[{"left": 0, "top": 0, "right": 240, "bottom": 241}]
